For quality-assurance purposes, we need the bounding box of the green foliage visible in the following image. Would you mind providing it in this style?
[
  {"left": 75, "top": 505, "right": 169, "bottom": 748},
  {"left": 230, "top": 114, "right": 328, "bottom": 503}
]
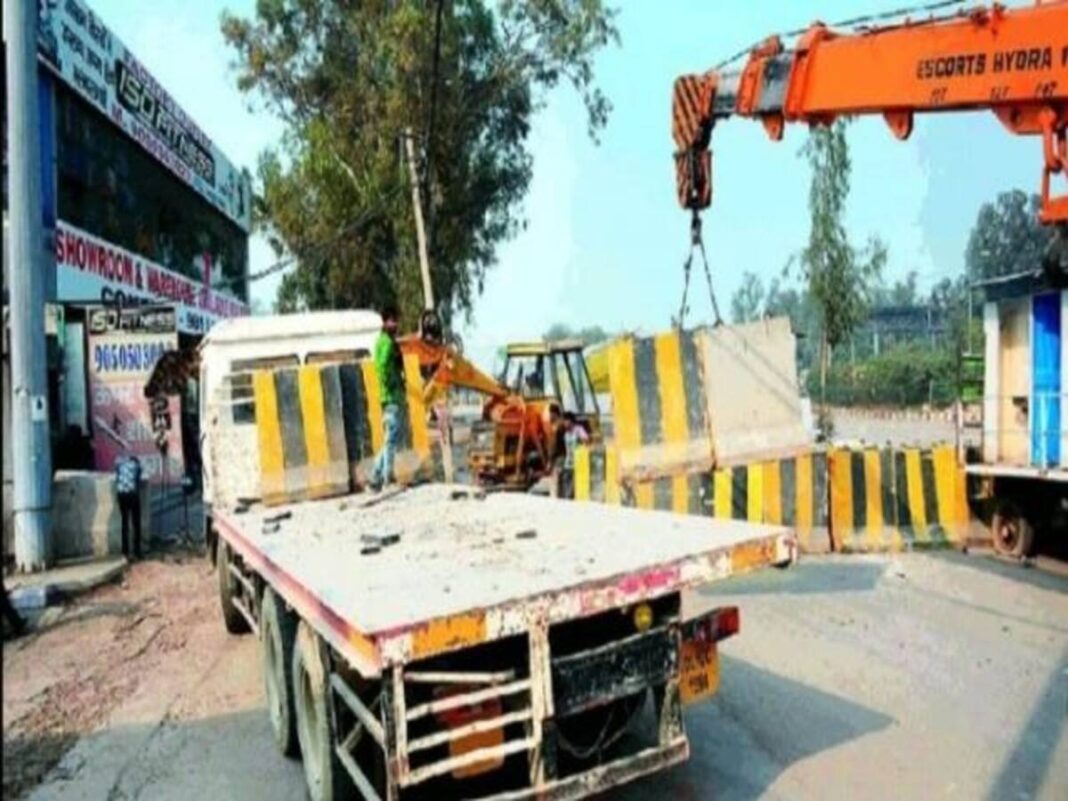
[
  {"left": 965, "top": 190, "right": 1054, "bottom": 282},
  {"left": 729, "top": 271, "right": 766, "bottom": 324},
  {"left": 800, "top": 120, "right": 886, "bottom": 352},
  {"left": 815, "top": 341, "right": 957, "bottom": 408},
  {"left": 872, "top": 270, "right": 919, "bottom": 307},
  {"left": 543, "top": 322, "right": 610, "bottom": 345},
  {"left": 222, "top": 0, "right": 618, "bottom": 326}
]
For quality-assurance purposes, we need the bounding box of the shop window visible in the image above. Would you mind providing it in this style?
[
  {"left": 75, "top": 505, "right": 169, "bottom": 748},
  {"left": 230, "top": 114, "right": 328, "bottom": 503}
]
[{"left": 54, "top": 84, "right": 249, "bottom": 303}]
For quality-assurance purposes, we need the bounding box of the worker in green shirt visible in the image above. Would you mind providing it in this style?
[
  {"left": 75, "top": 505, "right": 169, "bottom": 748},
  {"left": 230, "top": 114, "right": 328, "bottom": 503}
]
[{"left": 370, "top": 305, "right": 404, "bottom": 490}]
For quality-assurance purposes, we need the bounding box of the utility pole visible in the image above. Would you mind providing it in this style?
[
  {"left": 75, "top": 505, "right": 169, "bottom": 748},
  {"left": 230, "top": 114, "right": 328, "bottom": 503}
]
[
  {"left": 403, "top": 129, "right": 435, "bottom": 312},
  {"left": 6, "top": 0, "right": 54, "bottom": 571},
  {"left": 402, "top": 129, "right": 454, "bottom": 482}
]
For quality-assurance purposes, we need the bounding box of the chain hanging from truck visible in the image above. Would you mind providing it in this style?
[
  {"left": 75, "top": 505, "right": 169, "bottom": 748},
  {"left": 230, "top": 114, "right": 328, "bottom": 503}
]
[{"left": 677, "top": 210, "right": 723, "bottom": 329}]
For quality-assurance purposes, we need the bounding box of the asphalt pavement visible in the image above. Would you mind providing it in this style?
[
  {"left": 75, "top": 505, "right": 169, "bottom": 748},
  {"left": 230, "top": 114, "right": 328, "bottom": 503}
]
[{"left": 12, "top": 551, "right": 1068, "bottom": 801}]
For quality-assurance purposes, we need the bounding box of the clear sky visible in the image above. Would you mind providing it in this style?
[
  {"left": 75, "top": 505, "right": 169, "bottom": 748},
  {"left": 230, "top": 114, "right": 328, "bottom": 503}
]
[{"left": 89, "top": 0, "right": 1040, "bottom": 367}]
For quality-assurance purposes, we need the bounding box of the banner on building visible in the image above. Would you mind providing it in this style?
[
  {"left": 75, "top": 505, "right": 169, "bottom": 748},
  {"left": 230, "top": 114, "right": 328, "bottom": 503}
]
[
  {"left": 87, "top": 305, "right": 183, "bottom": 485},
  {"left": 37, "top": 0, "right": 252, "bottom": 231},
  {"left": 56, "top": 220, "right": 248, "bottom": 335}
]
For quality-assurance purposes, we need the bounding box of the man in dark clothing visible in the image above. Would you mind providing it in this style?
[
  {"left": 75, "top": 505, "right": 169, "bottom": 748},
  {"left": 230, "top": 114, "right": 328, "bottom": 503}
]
[
  {"left": 114, "top": 448, "right": 143, "bottom": 559},
  {"left": 370, "top": 305, "right": 405, "bottom": 491}
]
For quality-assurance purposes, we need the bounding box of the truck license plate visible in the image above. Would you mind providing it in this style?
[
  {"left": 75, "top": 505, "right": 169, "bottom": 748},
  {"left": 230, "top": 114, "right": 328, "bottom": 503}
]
[{"left": 679, "top": 639, "right": 719, "bottom": 704}]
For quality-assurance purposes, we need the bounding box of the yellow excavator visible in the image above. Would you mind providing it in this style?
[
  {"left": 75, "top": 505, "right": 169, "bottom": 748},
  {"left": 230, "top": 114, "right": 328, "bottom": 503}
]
[{"left": 400, "top": 334, "right": 601, "bottom": 490}]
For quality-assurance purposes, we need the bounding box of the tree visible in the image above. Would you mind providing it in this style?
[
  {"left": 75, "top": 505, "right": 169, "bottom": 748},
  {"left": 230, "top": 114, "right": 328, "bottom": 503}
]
[
  {"left": 729, "top": 271, "right": 765, "bottom": 323},
  {"left": 222, "top": 1, "right": 618, "bottom": 327},
  {"left": 873, "top": 270, "right": 919, "bottom": 307},
  {"left": 799, "top": 119, "right": 886, "bottom": 413},
  {"left": 965, "top": 190, "right": 1054, "bottom": 282}
]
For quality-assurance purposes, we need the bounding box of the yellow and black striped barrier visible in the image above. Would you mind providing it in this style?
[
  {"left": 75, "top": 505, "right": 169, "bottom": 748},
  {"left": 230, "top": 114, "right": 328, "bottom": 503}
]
[
  {"left": 828, "top": 445, "right": 969, "bottom": 552},
  {"left": 574, "top": 442, "right": 971, "bottom": 553},
  {"left": 606, "top": 330, "right": 713, "bottom": 479},
  {"left": 574, "top": 444, "right": 831, "bottom": 553},
  {"left": 253, "top": 355, "right": 432, "bottom": 506}
]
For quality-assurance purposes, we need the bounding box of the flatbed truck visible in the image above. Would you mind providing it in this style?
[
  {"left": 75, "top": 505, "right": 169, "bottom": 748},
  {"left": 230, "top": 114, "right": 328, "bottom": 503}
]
[{"left": 200, "top": 312, "right": 796, "bottom": 800}]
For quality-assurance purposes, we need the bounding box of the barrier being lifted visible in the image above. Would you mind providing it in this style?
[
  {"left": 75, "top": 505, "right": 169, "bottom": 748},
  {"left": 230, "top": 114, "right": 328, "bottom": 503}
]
[{"left": 601, "top": 317, "right": 811, "bottom": 482}]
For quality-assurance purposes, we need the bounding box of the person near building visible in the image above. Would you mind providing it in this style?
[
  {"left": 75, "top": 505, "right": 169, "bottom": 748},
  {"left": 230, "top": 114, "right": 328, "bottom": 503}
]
[
  {"left": 370, "top": 305, "right": 404, "bottom": 491},
  {"left": 114, "top": 446, "right": 143, "bottom": 559}
]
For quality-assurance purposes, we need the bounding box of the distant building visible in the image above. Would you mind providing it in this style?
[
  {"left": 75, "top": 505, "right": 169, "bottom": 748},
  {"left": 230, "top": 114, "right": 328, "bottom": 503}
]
[
  {"left": 3, "top": 0, "right": 252, "bottom": 552},
  {"left": 852, "top": 304, "right": 949, "bottom": 358}
]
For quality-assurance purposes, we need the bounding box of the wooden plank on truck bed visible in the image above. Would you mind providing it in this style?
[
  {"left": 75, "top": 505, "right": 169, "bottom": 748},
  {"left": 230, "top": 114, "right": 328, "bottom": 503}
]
[{"left": 214, "top": 484, "right": 795, "bottom": 676}]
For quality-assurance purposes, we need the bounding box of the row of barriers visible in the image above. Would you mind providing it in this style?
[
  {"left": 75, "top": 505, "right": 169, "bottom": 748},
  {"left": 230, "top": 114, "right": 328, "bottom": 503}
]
[{"left": 573, "top": 442, "right": 973, "bottom": 553}]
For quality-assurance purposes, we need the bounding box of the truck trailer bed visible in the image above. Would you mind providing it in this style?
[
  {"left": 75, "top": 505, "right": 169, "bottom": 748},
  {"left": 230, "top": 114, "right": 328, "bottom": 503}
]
[{"left": 214, "top": 484, "right": 795, "bottom": 676}]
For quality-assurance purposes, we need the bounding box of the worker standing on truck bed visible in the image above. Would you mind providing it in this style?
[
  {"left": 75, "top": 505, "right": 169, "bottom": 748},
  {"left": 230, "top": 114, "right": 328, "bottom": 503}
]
[{"left": 370, "top": 305, "right": 404, "bottom": 491}]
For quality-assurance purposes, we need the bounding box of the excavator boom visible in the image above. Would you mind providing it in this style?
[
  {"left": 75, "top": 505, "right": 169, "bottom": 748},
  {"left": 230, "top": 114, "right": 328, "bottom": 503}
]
[
  {"left": 398, "top": 335, "right": 506, "bottom": 402},
  {"left": 673, "top": 2, "right": 1068, "bottom": 223}
]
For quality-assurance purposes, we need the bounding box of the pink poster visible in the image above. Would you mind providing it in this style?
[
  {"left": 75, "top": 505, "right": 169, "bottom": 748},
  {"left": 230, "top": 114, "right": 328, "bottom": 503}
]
[{"left": 87, "top": 307, "right": 184, "bottom": 484}]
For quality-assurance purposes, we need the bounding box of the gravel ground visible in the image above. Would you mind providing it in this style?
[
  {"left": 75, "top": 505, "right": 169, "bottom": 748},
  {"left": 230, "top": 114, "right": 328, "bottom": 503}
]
[
  {"left": 2, "top": 553, "right": 218, "bottom": 800},
  {"left": 4, "top": 550, "right": 1066, "bottom": 801}
]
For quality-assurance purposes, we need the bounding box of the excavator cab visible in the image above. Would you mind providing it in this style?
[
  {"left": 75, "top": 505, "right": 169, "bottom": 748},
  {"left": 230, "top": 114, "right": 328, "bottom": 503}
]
[
  {"left": 498, "top": 340, "right": 602, "bottom": 441},
  {"left": 468, "top": 340, "right": 602, "bottom": 490}
]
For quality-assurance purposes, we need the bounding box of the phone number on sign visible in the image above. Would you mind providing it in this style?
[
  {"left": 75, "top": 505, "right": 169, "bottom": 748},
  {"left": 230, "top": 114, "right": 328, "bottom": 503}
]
[{"left": 92, "top": 341, "right": 169, "bottom": 374}]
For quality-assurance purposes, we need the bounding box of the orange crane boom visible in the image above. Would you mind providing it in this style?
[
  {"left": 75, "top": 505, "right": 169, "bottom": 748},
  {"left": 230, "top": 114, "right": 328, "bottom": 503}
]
[{"left": 673, "top": 1, "right": 1068, "bottom": 224}]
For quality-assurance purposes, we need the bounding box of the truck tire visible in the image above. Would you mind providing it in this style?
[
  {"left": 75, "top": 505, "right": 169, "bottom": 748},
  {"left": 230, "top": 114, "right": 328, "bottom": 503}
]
[
  {"left": 261, "top": 588, "right": 299, "bottom": 757},
  {"left": 292, "top": 621, "right": 354, "bottom": 801},
  {"left": 217, "top": 542, "right": 251, "bottom": 635},
  {"left": 992, "top": 501, "right": 1035, "bottom": 559}
]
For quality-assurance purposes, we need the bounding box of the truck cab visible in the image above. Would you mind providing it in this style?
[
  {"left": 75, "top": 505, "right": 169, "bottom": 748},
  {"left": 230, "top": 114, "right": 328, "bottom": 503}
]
[{"left": 199, "top": 310, "right": 382, "bottom": 546}]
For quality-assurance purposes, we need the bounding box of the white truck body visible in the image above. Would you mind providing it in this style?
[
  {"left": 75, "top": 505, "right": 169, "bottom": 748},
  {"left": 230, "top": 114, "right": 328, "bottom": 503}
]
[
  {"left": 201, "top": 311, "right": 797, "bottom": 801},
  {"left": 199, "top": 310, "right": 382, "bottom": 508}
]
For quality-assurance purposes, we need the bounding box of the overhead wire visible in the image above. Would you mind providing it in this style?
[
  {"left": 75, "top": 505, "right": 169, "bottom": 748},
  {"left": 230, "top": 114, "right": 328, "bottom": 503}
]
[
  {"left": 710, "top": 0, "right": 971, "bottom": 71},
  {"left": 213, "top": 185, "right": 404, "bottom": 292},
  {"left": 681, "top": 0, "right": 974, "bottom": 327}
]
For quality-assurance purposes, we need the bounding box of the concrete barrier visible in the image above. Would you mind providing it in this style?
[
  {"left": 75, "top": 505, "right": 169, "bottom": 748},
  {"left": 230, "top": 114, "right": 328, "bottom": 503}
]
[
  {"left": 828, "top": 444, "right": 970, "bottom": 552},
  {"left": 250, "top": 357, "right": 434, "bottom": 506},
  {"left": 51, "top": 470, "right": 150, "bottom": 560},
  {"left": 574, "top": 442, "right": 973, "bottom": 554},
  {"left": 601, "top": 320, "right": 810, "bottom": 482},
  {"left": 574, "top": 445, "right": 831, "bottom": 553}
]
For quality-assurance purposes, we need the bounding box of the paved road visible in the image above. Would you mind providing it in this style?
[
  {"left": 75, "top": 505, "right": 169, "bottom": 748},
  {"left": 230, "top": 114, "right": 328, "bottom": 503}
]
[{"left": 10, "top": 552, "right": 1067, "bottom": 801}]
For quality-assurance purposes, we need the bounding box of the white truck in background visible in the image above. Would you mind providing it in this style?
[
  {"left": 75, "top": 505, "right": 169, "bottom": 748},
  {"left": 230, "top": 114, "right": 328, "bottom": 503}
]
[{"left": 968, "top": 278, "right": 1067, "bottom": 557}]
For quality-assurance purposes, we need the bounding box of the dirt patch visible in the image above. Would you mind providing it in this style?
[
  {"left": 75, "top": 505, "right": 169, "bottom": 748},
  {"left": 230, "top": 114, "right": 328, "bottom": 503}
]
[{"left": 2, "top": 553, "right": 215, "bottom": 800}]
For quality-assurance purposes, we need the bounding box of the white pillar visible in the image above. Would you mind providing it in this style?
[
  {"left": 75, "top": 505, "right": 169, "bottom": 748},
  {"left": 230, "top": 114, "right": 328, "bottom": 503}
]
[{"left": 982, "top": 301, "right": 1000, "bottom": 465}]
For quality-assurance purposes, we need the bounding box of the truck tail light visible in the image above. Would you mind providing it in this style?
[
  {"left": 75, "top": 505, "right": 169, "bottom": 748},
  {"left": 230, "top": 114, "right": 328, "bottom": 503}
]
[
  {"left": 714, "top": 606, "right": 740, "bottom": 641},
  {"left": 684, "top": 605, "right": 739, "bottom": 646}
]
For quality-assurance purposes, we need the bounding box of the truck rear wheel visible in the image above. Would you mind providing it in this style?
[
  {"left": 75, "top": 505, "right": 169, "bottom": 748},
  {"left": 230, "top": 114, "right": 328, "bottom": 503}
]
[
  {"left": 992, "top": 501, "right": 1035, "bottom": 559},
  {"left": 292, "top": 621, "right": 353, "bottom": 801},
  {"left": 261, "top": 588, "right": 299, "bottom": 757},
  {"left": 217, "top": 542, "right": 251, "bottom": 635}
]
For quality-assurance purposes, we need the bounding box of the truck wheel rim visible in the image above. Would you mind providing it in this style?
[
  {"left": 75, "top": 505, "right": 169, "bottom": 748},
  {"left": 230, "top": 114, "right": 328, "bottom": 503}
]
[{"left": 995, "top": 518, "right": 1019, "bottom": 551}]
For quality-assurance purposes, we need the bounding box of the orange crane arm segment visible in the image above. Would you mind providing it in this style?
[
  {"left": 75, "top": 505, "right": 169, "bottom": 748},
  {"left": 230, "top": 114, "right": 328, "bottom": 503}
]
[{"left": 673, "top": 2, "right": 1068, "bottom": 223}]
